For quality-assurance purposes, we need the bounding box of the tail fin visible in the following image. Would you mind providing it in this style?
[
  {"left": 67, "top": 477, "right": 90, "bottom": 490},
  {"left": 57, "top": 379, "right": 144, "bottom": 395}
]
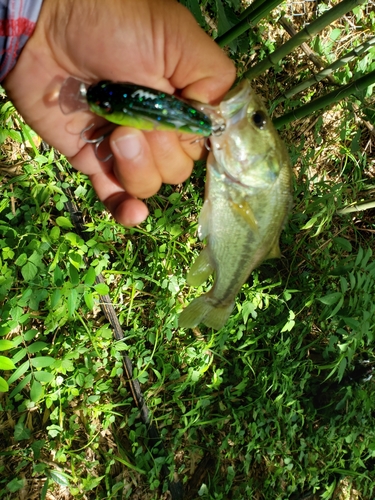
[{"left": 178, "top": 295, "right": 234, "bottom": 330}]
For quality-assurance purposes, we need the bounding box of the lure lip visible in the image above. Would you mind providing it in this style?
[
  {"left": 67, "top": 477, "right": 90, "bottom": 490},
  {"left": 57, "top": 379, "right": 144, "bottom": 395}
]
[{"left": 59, "top": 76, "right": 90, "bottom": 115}]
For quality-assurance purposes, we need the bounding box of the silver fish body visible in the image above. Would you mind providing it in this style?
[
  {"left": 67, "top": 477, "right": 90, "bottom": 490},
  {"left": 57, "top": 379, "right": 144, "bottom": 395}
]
[{"left": 179, "top": 79, "right": 292, "bottom": 330}]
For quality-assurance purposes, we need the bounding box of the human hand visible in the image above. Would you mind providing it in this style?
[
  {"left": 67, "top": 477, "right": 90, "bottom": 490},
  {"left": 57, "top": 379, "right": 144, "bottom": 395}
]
[{"left": 4, "top": 0, "right": 235, "bottom": 226}]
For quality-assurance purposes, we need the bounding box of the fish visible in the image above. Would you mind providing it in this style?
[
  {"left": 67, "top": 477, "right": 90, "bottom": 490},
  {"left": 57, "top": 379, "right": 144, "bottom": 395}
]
[
  {"left": 59, "top": 77, "right": 213, "bottom": 136},
  {"left": 178, "top": 79, "right": 292, "bottom": 330}
]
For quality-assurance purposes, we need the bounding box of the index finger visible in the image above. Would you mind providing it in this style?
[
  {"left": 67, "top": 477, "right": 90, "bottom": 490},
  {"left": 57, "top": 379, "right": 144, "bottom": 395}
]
[{"left": 165, "top": 3, "right": 236, "bottom": 103}]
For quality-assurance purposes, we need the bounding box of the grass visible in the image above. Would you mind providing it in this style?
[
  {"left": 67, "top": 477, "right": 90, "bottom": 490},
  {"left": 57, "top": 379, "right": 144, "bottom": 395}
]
[{"left": 1, "top": 1, "right": 375, "bottom": 499}]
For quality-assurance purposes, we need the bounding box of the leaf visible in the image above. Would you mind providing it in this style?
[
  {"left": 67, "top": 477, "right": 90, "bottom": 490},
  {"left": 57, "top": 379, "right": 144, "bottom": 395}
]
[
  {"left": 9, "top": 373, "right": 32, "bottom": 398},
  {"left": 281, "top": 318, "right": 295, "bottom": 333},
  {"left": 28, "top": 341, "right": 48, "bottom": 354},
  {"left": 326, "top": 295, "right": 344, "bottom": 319},
  {"left": 69, "top": 264, "right": 80, "bottom": 286},
  {"left": 41, "top": 477, "right": 49, "bottom": 500},
  {"left": 0, "top": 324, "right": 11, "bottom": 336},
  {"left": 30, "top": 356, "right": 55, "bottom": 368},
  {"left": 24, "top": 329, "right": 37, "bottom": 341},
  {"left": 49, "top": 470, "right": 71, "bottom": 487},
  {"left": 94, "top": 282, "right": 109, "bottom": 295},
  {"left": 0, "top": 339, "right": 16, "bottom": 351},
  {"left": 7, "top": 360, "right": 30, "bottom": 384},
  {"left": 338, "top": 356, "right": 347, "bottom": 382},
  {"left": 21, "top": 261, "right": 38, "bottom": 281},
  {"left": 355, "top": 246, "right": 364, "bottom": 267},
  {"left": 82, "top": 474, "right": 105, "bottom": 492},
  {"left": 64, "top": 232, "right": 86, "bottom": 249},
  {"left": 67, "top": 287, "right": 78, "bottom": 317},
  {"left": 50, "top": 226, "right": 60, "bottom": 241},
  {"left": 53, "top": 266, "right": 63, "bottom": 287},
  {"left": 15, "top": 253, "right": 28, "bottom": 266},
  {"left": 69, "top": 251, "right": 83, "bottom": 269},
  {"left": 0, "top": 126, "right": 10, "bottom": 143},
  {"left": 182, "top": 0, "right": 205, "bottom": 27},
  {"left": 333, "top": 237, "right": 352, "bottom": 253},
  {"left": 113, "top": 342, "right": 128, "bottom": 352},
  {"left": 30, "top": 379, "right": 44, "bottom": 402},
  {"left": 84, "top": 266, "right": 96, "bottom": 286},
  {"left": 61, "top": 358, "right": 75, "bottom": 372},
  {"left": 75, "top": 372, "right": 85, "bottom": 387},
  {"left": 216, "top": 0, "right": 230, "bottom": 34},
  {"left": 28, "top": 250, "right": 43, "bottom": 267},
  {"left": 56, "top": 216, "right": 73, "bottom": 229},
  {"left": 34, "top": 371, "right": 54, "bottom": 383},
  {"left": 84, "top": 292, "right": 94, "bottom": 310},
  {"left": 0, "top": 355, "right": 16, "bottom": 370},
  {"left": 318, "top": 292, "right": 342, "bottom": 305},
  {"left": 6, "top": 478, "right": 25, "bottom": 493},
  {"left": 31, "top": 440, "right": 46, "bottom": 460},
  {"left": 12, "top": 347, "right": 27, "bottom": 364},
  {"left": 216, "top": 0, "right": 237, "bottom": 51},
  {"left": 0, "top": 376, "right": 9, "bottom": 392},
  {"left": 330, "top": 28, "right": 342, "bottom": 42},
  {"left": 14, "top": 422, "right": 31, "bottom": 441},
  {"left": 51, "top": 288, "right": 62, "bottom": 308},
  {"left": 8, "top": 129, "right": 22, "bottom": 142}
]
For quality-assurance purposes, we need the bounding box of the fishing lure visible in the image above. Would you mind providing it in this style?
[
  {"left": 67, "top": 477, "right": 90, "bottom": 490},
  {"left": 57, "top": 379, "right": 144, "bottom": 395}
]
[{"left": 59, "top": 77, "right": 216, "bottom": 136}]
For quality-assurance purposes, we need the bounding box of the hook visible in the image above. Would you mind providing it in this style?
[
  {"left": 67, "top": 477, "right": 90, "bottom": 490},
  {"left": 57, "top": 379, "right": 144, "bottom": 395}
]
[
  {"left": 212, "top": 122, "right": 226, "bottom": 136},
  {"left": 204, "top": 137, "right": 211, "bottom": 151},
  {"left": 80, "top": 123, "right": 113, "bottom": 162}
]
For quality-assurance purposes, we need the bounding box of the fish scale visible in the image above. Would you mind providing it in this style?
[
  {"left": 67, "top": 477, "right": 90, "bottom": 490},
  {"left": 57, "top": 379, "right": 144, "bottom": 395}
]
[{"left": 179, "top": 79, "right": 292, "bottom": 330}]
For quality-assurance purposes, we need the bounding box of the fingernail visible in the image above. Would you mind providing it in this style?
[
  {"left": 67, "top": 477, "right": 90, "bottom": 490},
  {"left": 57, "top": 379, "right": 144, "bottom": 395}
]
[{"left": 113, "top": 134, "right": 142, "bottom": 160}]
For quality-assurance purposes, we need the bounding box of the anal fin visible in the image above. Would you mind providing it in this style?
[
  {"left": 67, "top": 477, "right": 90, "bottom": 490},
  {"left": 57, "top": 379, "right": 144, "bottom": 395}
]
[{"left": 265, "top": 241, "right": 281, "bottom": 260}]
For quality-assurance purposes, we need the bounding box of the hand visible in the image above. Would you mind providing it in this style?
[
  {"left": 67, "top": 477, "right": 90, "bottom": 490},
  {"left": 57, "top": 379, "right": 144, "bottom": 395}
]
[{"left": 4, "top": 0, "right": 235, "bottom": 226}]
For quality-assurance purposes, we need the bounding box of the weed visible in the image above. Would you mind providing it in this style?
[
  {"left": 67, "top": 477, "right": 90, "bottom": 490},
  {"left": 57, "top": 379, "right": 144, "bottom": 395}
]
[{"left": 1, "top": 1, "right": 375, "bottom": 499}]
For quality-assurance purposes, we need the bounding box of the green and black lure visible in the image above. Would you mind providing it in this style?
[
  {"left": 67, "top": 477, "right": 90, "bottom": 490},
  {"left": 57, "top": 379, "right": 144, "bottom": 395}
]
[{"left": 59, "top": 77, "right": 214, "bottom": 136}]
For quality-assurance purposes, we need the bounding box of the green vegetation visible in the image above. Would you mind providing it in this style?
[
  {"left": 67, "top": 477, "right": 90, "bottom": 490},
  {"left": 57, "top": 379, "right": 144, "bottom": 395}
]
[{"left": 1, "top": 1, "right": 375, "bottom": 499}]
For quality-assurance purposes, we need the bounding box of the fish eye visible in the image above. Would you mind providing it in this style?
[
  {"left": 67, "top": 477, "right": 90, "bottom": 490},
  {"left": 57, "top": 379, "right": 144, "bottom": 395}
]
[{"left": 252, "top": 110, "right": 267, "bottom": 129}]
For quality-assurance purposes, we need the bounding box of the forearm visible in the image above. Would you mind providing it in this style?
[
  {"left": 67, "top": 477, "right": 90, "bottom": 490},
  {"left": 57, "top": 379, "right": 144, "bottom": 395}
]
[{"left": 0, "top": 0, "right": 43, "bottom": 81}]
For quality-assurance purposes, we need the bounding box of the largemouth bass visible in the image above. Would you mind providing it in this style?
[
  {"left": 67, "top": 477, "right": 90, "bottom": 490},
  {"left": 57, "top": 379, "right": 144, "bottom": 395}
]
[{"left": 179, "top": 79, "right": 292, "bottom": 330}]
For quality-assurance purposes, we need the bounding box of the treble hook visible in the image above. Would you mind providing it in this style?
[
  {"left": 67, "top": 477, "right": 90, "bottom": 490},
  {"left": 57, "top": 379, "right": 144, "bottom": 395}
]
[
  {"left": 188, "top": 121, "right": 226, "bottom": 150},
  {"left": 80, "top": 123, "right": 113, "bottom": 162},
  {"left": 212, "top": 122, "right": 226, "bottom": 136}
]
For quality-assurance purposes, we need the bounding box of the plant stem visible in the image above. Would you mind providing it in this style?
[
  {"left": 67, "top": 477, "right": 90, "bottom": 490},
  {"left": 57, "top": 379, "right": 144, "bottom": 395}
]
[
  {"left": 243, "top": 0, "right": 368, "bottom": 80},
  {"left": 238, "top": 0, "right": 270, "bottom": 21},
  {"left": 338, "top": 200, "right": 375, "bottom": 214},
  {"left": 282, "top": 36, "right": 375, "bottom": 100},
  {"left": 273, "top": 68, "right": 375, "bottom": 129},
  {"left": 215, "top": 0, "right": 284, "bottom": 47},
  {"left": 278, "top": 16, "right": 337, "bottom": 83}
]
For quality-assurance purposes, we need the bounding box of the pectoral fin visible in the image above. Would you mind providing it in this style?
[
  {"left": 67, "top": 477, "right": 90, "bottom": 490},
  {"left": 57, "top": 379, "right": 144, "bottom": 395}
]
[
  {"left": 187, "top": 247, "right": 214, "bottom": 287},
  {"left": 198, "top": 199, "right": 211, "bottom": 240},
  {"left": 231, "top": 200, "right": 258, "bottom": 232}
]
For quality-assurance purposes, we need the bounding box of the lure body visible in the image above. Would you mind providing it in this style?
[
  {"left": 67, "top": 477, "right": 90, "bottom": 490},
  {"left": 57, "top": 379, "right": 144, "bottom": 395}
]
[{"left": 85, "top": 80, "right": 213, "bottom": 136}]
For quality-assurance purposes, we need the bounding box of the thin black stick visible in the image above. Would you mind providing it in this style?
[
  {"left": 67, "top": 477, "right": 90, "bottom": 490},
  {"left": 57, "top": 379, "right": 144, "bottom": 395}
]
[
  {"left": 243, "top": 0, "right": 368, "bottom": 80},
  {"left": 215, "top": 0, "right": 285, "bottom": 47},
  {"left": 273, "top": 69, "right": 375, "bottom": 129}
]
